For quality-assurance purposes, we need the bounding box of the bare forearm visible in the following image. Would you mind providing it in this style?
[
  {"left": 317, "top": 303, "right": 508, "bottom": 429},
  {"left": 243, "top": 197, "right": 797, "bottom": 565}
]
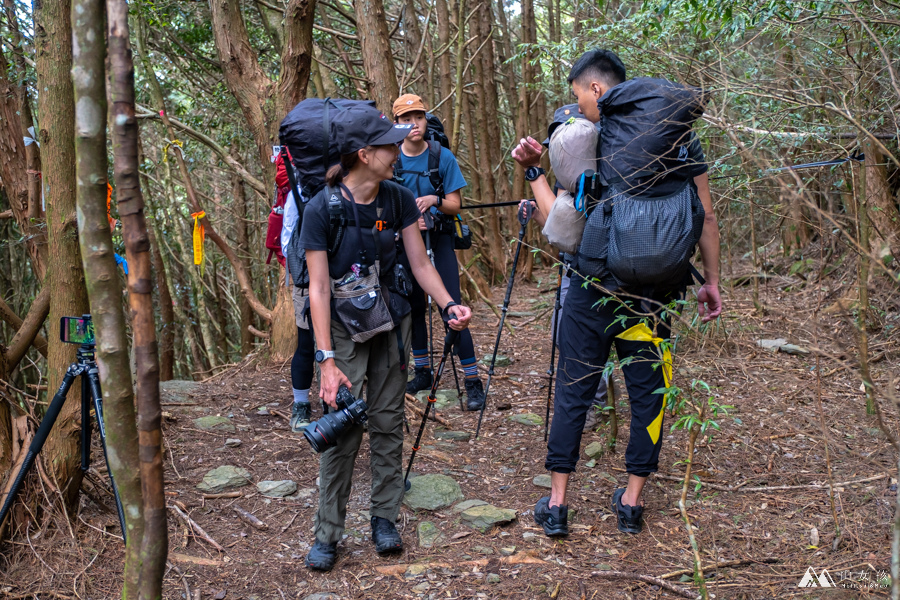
[
  {"left": 528, "top": 176, "right": 556, "bottom": 228},
  {"left": 698, "top": 215, "right": 720, "bottom": 285}
]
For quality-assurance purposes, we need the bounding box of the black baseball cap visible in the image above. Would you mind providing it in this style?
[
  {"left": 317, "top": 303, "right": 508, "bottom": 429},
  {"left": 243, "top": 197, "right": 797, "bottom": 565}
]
[
  {"left": 543, "top": 103, "right": 586, "bottom": 146},
  {"left": 330, "top": 104, "right": 414, "bottom": 155}
]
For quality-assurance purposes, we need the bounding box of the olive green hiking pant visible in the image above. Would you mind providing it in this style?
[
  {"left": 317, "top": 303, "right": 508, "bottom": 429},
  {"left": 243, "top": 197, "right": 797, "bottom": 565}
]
[{"left": 314, "top": 315, "right": 412, "bottom": 544}]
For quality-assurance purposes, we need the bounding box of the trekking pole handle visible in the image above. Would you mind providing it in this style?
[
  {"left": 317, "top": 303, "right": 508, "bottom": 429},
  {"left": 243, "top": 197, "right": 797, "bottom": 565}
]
[
  {"left": 441, "top": 309, "right": 462, "bottom": 349},
  {"left": 422, "top": 211, "right": 435, "bottom": 231},
  {"left": 517, "top": 200, "right": 534, "bottom": 227}
]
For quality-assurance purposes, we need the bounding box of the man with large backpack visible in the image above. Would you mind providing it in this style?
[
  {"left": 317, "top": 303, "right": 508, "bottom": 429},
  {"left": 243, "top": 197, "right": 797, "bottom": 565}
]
[
  {"left": 513, "top": 49, "right": 722, "bottom": 538},
  {"left": 392, "top": 94, "right": 486, "bottom": 411}
]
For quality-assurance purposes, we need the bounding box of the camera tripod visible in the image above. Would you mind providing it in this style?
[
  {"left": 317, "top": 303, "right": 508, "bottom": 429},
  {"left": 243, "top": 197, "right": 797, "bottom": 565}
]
[{"left": 0, "top": 343, "right": 127, "bottom": 542}]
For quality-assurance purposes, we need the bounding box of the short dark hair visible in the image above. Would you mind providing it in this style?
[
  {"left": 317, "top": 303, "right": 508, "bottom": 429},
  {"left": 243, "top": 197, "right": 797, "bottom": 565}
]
[{"left": 567, "top": 49, "right": 626, "bottom": 87}]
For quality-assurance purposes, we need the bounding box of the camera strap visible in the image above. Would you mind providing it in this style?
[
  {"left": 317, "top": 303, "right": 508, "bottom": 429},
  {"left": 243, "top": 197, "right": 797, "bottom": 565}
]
[{"left": 339, "top": 183, "right": 385, "bottom": 276}]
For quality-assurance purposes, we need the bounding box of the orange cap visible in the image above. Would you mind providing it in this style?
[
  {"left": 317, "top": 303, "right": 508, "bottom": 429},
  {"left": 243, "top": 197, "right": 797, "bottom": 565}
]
[{"left": 392, "top": 94, "right": 427, "bottom": 118}]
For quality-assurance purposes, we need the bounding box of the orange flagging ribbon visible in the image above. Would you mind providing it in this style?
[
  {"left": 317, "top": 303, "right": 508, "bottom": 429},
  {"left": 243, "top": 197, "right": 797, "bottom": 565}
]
[
  {"left": 107, "top": 183, "right": 115, "bottom": 230},
  {"left": 191, "top": 211, "right": 206, "bottom": 271}
]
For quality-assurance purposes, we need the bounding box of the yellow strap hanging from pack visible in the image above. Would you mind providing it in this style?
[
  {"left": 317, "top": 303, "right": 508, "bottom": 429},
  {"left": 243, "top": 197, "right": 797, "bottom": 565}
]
[
  {"left": 616, "top": 323, "right": 672, "bottom": 445},
  {"left": 191, "top": 211, "right": 206, "bottom": 274}
]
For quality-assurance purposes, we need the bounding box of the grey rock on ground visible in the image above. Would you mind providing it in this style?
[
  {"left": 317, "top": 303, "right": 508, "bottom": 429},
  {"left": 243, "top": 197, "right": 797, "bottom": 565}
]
[
  {"left": 507, "top": 413, "right": 543, "bottom": 427},
  {"left": 197, "top": 465, "right": 252, "bottom": 493},
  {"left": 194, "top": 416, "right": 235, "bottom": 432},
  {"left": 403, "top": 474, "right": 463, "bottom": 510},
  {"left": 460, "top": 504, "right": 517, "bottom": 532},
  {"left": 160, "top": 380, "right": 203, "bottom": 403},
  {"left": 417, "top": 521, "right": 444, "bottom": 548},
  {"left": 480, "top": 354, "right": 512, "bottom": 367},
  {"left": 433, "top": 430, "right": 471, "bottom": 441},
  {"left": 452, "top": 499, "right": 488, "bottom": 513},
  {"left": 257, "top": 480, "right": 298, "bottom": 498},
  {"left": 532, "top": 474, "right": 551, "bottom": 488}
]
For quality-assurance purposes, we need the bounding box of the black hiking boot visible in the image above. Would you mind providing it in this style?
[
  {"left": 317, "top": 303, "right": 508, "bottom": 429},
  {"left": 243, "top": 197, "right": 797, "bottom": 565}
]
[
  {"left": 611, "top": 488, "right": 643, "bottom": 535},
  {"left": 290, "top": 401, "right": 312, "bottom": 433},
  {"left": 464, "top": 379, "right": 485, "bottom": 411},
  {"left": 305, "top": 539, "right": 338, "bottom": 571},
  {"left": 371, "top": 516, "right": 403, "bottom": 554},
  {"left": 406, "top": 367, "right": 433, "bottom": 395},
  {"left": 533, "top": 496, "right": 568, "bottom": 537}
]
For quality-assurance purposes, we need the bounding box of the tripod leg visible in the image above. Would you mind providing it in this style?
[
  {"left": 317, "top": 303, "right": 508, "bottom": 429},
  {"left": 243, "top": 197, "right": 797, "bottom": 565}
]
[
  {"left": 88, "top": 367, "right": 128, "bottom": 543},
  {"left": 81, "top": 375, "right": 91, "bottom": 471},
  {"left": 405, "top": 329, "right": 460, "bottom": 486},
  {"left": 450, "top": 352, "right": 463, "bottom": 411},
  {"left": 0, "top": 367, "right": 78, "bottom": 530}
]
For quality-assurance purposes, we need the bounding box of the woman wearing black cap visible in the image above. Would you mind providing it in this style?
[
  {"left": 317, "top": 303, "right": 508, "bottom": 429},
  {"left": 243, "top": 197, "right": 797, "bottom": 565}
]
[{"left": 300, "top": 104, "right": 472, "bottom": 571}]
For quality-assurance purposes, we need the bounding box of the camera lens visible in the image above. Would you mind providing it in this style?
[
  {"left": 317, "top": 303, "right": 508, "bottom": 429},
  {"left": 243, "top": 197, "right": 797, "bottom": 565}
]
[{"left": 302, "top": 388, "right": 368, "bottom": 453}]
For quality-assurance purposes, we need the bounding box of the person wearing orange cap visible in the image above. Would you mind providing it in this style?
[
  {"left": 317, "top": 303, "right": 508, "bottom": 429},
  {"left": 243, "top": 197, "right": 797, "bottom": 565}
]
[{"left": 391, "top": 94, "right": 486, "bottom": 412}]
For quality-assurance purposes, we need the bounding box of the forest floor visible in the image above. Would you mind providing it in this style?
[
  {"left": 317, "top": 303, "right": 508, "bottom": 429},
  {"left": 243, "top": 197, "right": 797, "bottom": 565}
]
[{"left": 2, "top": 251, "right": 898, "bottom": 600}]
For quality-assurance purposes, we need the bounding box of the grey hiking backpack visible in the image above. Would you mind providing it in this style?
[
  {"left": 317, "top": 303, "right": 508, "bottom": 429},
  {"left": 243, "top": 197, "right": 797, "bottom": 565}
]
[{"left": 576, "top": 77, "right": 708, "bottom": 292}]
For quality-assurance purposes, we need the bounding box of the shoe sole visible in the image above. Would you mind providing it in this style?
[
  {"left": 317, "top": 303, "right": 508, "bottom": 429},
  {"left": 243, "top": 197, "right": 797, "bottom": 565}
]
[{"left": 305, "top": 559, "right": 335, "bottom": 571}]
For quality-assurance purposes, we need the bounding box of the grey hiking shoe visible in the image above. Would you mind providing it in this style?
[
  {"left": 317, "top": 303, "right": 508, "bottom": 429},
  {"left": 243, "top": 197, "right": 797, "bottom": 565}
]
[
  {"left": 611, "top": 488, "right": 643, "bottom": 534},
  {"left": 406, "top": 367, "right": 433, "bottom": 395},
  {"left": 305, "top": 539, "right": 337, "bottom": 571},
  {"left": 290, "top": 401, "right": 311, "bottom": 433},
  {"left": 371, "top": 516, "right": 403, "bottom": 554},
  {"left": 465, "top": 379, "right": 485, "bottom": 411},
  {"left": 534, "top": 496, "right": 568, "bottom": 537}
]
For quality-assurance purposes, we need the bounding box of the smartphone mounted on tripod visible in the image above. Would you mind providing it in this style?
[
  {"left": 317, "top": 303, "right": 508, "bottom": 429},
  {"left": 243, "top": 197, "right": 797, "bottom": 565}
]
[{"left": 60, "top": 315, "right": 95, "bottom": 345}]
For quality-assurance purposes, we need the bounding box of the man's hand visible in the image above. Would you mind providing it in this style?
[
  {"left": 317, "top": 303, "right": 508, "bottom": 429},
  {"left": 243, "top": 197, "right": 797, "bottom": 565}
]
[
  {"left": 319, "top": 361, "right": 352, "bottom": 409},
  {"left": 697, "top": 283, "right": 722, "bottom": 323},
  {"left": 416, "top": 195, "right": 439, "bottom": 214},
  {"left": 445, "top": 304, "right": 472, "bottom": 331},
  {"left": 417, "top": 216, "right": 427, "bottom": 231},
  {"left": 511, "top": 136, "right": 543, "bottom": 168}
]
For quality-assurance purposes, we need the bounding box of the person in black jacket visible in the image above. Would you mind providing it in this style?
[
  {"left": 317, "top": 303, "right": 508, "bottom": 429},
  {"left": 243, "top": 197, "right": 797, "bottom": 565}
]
[{"left": 300, "top": 104, "right": 472, "bottom": 571}]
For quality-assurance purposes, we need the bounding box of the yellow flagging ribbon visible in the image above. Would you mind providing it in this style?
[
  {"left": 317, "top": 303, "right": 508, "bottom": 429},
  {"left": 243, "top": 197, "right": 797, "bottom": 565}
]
[
  {"left": 162, "top": 139, "right": 184, "bottom": 163},
  {"left": 616, "top": 323, "right": 672, "bottom": 445},
  {"left": 191, "top": 211, "right": 206, "bottom": 274}
]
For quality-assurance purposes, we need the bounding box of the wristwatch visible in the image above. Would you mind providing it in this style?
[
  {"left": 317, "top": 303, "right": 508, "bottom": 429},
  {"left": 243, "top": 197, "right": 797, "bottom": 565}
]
[
  {"left": 315, "top": 349, "right": 335, "bottom": 363},
  {"left": 524, "top": 166, "right": 545, "bottom": 182}
]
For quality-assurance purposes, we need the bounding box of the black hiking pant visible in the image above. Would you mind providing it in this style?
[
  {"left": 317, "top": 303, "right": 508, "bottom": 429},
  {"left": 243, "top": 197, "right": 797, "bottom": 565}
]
[
  {"left": 409, "top": 230, "right": 476, "bottom": 363},
  {"left": 546, "top": 274, "right": 676, "bottom": 477}
]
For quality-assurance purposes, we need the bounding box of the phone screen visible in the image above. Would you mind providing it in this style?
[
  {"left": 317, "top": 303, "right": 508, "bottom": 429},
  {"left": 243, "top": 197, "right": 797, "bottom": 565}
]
[{"left": 60, "top": 316, "right": 95, "bottom": 345}]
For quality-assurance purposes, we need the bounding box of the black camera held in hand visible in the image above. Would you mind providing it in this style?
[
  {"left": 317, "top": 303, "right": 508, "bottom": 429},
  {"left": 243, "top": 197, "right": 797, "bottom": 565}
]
[{"left": 303, "top": 386, "right": 369, "bottom": 453}]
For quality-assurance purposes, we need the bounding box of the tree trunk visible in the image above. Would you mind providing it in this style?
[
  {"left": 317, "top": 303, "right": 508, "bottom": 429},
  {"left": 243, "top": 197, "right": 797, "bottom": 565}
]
[
  {"left": 354, "top": 0, "right": 400, "bottom": 114},
  {"left": 232, "top": 171, "right": 255, "bottom": 355},
  {"left": 0, "top": 40, "right": 47, "bottom": 278},
  {"left": 72, "top": 0, "right": 145, "bottom": 592},
  {"left": 863, "top": 145, "right": 900, "bottom": 263},
  {"left": 435, "top": 0, "right": 453, "bottom": 126},
  {"left": 36, "top": 0, "right": 90, "bottom": 511},
  {"left": 148, "top": 227, "right": 175, "bottom": 380},
  {"left": 106, "top": 0, "right": 168, "bottom": 593}
]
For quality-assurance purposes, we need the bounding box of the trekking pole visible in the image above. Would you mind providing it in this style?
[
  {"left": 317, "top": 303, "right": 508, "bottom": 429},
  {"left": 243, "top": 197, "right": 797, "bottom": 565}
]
[
  {"left": 474, "top": 201, "right": 534, "bottom": 439},
  {"left": 423, "top": 212, "right": 436, "bottom": 374},
  {"left": 450, "top": 352, "right": 463, "bottom": 410},
  {"left": 405, "top": 318, "right": 461, "bottom": 489},
  {"left": 544, "top": 255, "right": 564, "bottom": 442}
]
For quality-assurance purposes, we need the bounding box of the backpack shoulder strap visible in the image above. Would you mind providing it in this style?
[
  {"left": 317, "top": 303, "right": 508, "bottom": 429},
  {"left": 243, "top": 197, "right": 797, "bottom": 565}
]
[
  {"left": 427, "top": 140, "right": 444, "bottom": 198},
  {"left": 325, "top": 185, "right": 347, "bottom": 256}
]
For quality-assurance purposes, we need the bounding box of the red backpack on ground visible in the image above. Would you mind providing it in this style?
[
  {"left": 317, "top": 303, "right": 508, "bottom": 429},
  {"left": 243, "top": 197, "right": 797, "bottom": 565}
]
[{"left": 265, "top": 150, "right": 292, "bottom": 266}]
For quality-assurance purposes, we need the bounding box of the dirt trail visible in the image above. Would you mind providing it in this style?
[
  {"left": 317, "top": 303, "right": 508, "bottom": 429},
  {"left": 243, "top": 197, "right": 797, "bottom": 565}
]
[{"left": 2, "top": 260, "right": 896, "bottom": 599}]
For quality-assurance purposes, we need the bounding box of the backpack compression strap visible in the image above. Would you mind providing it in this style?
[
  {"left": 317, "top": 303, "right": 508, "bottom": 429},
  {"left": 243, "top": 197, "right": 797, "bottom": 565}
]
[{"left": 281, "top": 147, "right": 305, "bottom": 216}]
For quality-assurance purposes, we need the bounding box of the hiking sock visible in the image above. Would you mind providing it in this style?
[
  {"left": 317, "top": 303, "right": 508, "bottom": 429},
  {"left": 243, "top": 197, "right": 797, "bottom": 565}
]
[
  {"left": 460, "top": 357, "right": 479, "bottom": 381},
  {"left": 412, "top": 349, "right": 430, "bottom": 370},
  {"left": 293, "top": 388, "right": 310, "bottom": 405}
]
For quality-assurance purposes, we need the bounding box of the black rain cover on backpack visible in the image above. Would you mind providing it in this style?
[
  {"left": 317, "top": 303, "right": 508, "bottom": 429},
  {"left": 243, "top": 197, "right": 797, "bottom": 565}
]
[
  {"left": 423, "top": 112, "right": 450, "bottom": 149},
  {"left": 598, "top": 77, "right": 706, "bottom": 195},
  {"left": 576, "top": 78, "right": 708, "bottom": 292},
  {"left": 279, "top": 98, "right": 376, "bottom": 198}
]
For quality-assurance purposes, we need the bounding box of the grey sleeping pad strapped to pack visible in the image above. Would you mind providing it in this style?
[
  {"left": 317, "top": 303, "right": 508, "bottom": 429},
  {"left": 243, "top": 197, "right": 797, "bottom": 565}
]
[{"left": 576, "top": 77, "right": 707, "bottom": 292}]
